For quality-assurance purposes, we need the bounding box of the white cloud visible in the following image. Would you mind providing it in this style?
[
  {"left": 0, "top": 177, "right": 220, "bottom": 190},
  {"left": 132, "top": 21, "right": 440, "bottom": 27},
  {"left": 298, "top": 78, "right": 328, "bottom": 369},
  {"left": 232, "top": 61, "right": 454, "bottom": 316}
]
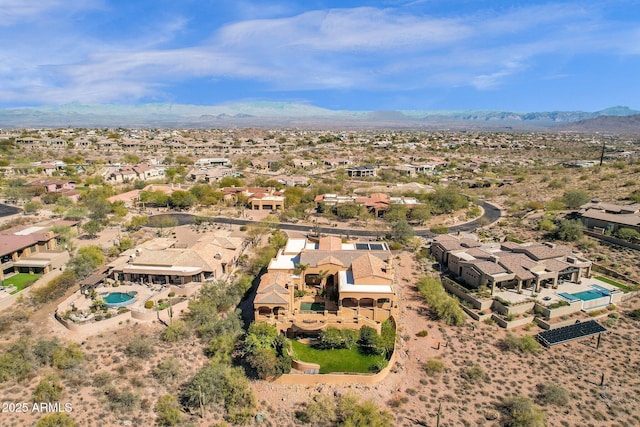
[
  {"left": 0, "top": 0, "right": 104, "bottom": 25},
  {"left": 0, "top": 2, "right": 639, "bottom": 104}
]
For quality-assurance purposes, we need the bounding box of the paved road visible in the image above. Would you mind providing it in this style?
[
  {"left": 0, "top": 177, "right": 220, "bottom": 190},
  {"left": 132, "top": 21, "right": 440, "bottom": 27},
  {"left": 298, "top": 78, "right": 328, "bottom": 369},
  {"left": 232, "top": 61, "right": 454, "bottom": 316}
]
[
  {"left": 151, "top": 200, "right": 502, "bottom": 238},
  {"left": 0, "top": 203, "right": 21, "bottom": 217}
]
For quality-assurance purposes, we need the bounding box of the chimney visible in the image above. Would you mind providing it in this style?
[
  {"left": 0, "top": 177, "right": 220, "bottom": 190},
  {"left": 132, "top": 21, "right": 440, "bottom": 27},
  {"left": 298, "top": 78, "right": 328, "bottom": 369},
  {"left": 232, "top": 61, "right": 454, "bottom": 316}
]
[{"left": 490, "top": 255, "right": 500, "bottom": 263}]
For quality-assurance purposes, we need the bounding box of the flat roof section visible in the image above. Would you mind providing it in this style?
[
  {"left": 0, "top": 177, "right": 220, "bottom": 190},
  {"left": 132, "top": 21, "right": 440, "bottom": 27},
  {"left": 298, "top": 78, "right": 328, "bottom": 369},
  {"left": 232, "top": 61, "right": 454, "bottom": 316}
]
[{"left": 536, "top": 320, "right": 607, "bottom": 347}]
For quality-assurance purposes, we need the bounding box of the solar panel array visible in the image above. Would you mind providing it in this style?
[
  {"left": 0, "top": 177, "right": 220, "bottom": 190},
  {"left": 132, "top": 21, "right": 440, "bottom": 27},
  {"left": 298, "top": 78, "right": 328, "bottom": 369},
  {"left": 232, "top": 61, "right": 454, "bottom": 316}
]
[
  {"left": 354, "top": 243, "right": 386, "bottom": 251},
  {"left": 537, "top": 320, "right": 607, "bottom": 347}
]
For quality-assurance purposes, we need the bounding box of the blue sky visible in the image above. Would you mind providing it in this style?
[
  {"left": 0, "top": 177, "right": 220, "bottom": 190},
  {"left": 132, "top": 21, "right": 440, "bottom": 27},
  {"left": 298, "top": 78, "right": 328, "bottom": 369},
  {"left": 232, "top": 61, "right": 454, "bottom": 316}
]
[{"left": 1, "top": 0, "right": 639, "bottom": 111}]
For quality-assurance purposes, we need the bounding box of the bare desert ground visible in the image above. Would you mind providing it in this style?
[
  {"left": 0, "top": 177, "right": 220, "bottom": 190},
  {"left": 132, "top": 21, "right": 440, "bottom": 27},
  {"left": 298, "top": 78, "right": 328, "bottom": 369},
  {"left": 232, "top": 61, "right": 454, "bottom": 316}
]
[{"left": 1, "top": 249, "right": 639, "bottom": 427}]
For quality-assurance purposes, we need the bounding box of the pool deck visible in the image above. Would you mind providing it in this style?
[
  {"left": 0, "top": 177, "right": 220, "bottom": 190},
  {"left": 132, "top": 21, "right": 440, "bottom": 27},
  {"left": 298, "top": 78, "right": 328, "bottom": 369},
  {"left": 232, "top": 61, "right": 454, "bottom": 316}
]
[{"left": 493, "top": 277, "right": 619, "bottom": 306}]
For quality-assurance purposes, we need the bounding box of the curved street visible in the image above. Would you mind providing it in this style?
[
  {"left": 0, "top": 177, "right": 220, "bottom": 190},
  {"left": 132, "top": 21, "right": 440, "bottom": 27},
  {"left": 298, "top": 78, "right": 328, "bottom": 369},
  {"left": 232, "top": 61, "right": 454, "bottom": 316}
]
[{"left": 181, "top": 200, "right": 502, "bottom": 238}]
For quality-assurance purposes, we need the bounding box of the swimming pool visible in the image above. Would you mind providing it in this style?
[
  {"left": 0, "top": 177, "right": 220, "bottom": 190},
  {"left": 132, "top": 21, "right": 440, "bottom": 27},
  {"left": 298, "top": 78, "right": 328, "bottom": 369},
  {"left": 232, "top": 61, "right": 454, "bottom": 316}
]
[
  {"left": 103, "top": 292, "right": 137, "bottom": 308},
  {"left": 571, "top": 289, "right": 610, "bottom": 301}
]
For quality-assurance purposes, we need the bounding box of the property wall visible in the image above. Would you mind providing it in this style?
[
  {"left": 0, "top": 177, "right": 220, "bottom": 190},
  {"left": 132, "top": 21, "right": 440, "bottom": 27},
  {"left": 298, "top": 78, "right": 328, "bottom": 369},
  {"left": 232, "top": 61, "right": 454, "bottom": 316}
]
[
  {"left": 537, "top": 301, "right": 582, "bottom": 320},
  {"left": 491, "top": 300, "right": 535, "bottom": 316},
  {"left": 491, "top": 314, "right": 535, "bottom": 329},
  {"left": 291, "top": 359, "right": 320, "bottom": 374},
  {"left": 591, "top": 262, "right": 640, "bottom": 286},
  {"left": 535, "top": 317, "right": 584, "bottom": 330},
  {"left": 442, "top": 278, "right": 492, "bottom": 310},
  {"left": 584, "top": 230, "right": 640, "bottom": 248}
]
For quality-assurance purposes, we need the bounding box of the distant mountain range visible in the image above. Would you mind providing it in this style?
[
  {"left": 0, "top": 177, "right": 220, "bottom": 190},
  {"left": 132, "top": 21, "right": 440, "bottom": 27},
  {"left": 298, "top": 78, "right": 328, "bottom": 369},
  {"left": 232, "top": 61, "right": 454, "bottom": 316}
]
[{"left": 0, "top": 102, "right": 638, "bottom": 132}]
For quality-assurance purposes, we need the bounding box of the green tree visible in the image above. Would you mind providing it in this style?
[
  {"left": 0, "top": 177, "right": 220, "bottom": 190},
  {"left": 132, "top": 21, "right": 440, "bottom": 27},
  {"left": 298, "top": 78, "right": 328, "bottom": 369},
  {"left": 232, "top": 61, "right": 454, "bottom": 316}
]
[
  {"left": 126, "top": 215, "right": 149, "bottom": 231},
  {"left": 82, "top": 219, "right": 103, "bottom": 238},
  {"left": 562, "top": 189, "right": 590, "bottom": 210},
  {"left": 391, "top": 219, "right": 415, "bottom": 244},
  {"left": 384, "top": 205, "right": 408, "bottom": 223},
  {"left": 64, "top": 207, "right": 88, "bottom": 221},
  {"left": 219, "top": 176, "right": 244, "bottom": 188},
  {"left": 335, "top": 203, "right": 362, "bottom": 220},
  {"left": 409, "top": 204, "right": 431, "bottom": 225},
  {"left": 416, "top": 276, "right": 465, "bottom": 326},
  {"left": 87, "top": 197, "right": 111, "bottom": 223},
  {"left": 358, "top": 326, "right": 384, "bottom": 355},
  {"left": 269, "top": 230, "right": 288, "bottom": 250},
  {"left": 168, "top": 190, "right": 197, "bottom": 210},
  {"left": 554, "top": 219, "right": 583, "bottom": 241}
]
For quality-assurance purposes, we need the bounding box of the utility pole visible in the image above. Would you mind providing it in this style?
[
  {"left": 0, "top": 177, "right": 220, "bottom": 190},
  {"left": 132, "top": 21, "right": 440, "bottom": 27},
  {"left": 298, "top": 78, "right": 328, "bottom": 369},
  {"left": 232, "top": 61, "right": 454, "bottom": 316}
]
[{"left": 599, "top": 140, "right": 606, "bottom": 167}]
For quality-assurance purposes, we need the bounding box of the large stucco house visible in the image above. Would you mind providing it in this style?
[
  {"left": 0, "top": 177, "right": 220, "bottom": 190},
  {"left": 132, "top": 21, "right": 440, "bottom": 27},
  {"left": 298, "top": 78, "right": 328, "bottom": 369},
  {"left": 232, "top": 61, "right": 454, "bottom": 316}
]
[
  {"left": 253, "top": 236, "right": 397, "bottom": 336},
  {"left": 431, "top": 234, "right": 592, "bottom": 294}
]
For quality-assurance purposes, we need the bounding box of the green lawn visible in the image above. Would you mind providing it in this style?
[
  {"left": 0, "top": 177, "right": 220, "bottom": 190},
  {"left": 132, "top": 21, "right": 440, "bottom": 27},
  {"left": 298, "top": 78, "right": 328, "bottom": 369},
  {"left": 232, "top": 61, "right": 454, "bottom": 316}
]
[
  {"left": 594, "top": 276, "right": 636, "bottom": 293},
  {"left": 290, "top": 339, "right": 386, "bottom": 374},
  {"left": 4, "top": 273, "right": 42, "bottom": 294}
]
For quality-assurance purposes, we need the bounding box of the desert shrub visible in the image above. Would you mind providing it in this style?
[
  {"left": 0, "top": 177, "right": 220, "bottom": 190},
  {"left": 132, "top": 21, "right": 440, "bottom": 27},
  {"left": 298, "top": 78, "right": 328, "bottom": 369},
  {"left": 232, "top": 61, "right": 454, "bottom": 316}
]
[
  {"left": 616, "top": 227, "right": 640, "bottom": 241},
  {"left": 423, "top": 358, "right": 445, "bottom": 376},
  {"left": 124, "top": 335, "right": 155, "bottom": 359},
  {"left": 499, "top": 334, "right": 540, "bottom": 354},
  {"left": 416, "top": 276, "right": 466, "bottom": 326},
  {"left": 295, "top": 394, "right": 337, "bottom": 425},
  {"left": 461, "top": 364, "right": 488, "bottom": 383},
  {"left": 537, "top": 382, "right": 570, "bottom": 406},
  {"left": 181, "top": 363, "right": 255, "bottom": 420},
  {"left": 153, "top": 357, "right": 181, "bottom": 385},
  {"left": 52, "top": 344, "right": 85, "bottom": 370},
  {"left": 32, "top": 338, "right": 62, "bottom": 367},
  {"left": 500, "top": 395, "right": 545, "bottom": 427},
  {"left": 155, "top": 394, "right": 184, "bottom": 426},
  {"left": 161, "top": 320, "right": 188, "bottom": 342},
  {"left": 108, "top": 388, "right": 140, "bottom": 412},
  {"left": 416, "top": 330, "right": 429, "bottom": 337},
  {"left": 35, "top": 413, "right": 78, "bottom": 427},
  {"left": 337, "top": 393, "right": 393, "bottom": 427},
  {"left": 33, "top": 374, "right": 64, "bottom": 403},
  {"left": 31, "top": 270, "right": 77, "bottom": 304},
  {"left": 430, "top": 224, "right": 449, "bottom": 234},
  {"left": 92, "top": 371, "right": 113, "bottom": 388},
  {"left": 144, "top": 300, "right": 154, "bottom": 309}
]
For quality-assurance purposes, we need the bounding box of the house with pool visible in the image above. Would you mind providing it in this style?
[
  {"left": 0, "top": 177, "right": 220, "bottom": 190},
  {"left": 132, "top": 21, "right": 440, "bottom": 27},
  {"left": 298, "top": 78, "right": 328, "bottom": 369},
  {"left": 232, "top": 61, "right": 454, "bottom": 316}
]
[
  {"left": 253, "top": 236, "right": 397, "bottom": 336},
  {"left": 431, "top": 233, "right": 628, "bottom": 320},
  {"left": 107, "top": 234, "right": 245, "bottom": 285},
  {"left": 431, "top": 234, "right": 593, "bottom": 295}
]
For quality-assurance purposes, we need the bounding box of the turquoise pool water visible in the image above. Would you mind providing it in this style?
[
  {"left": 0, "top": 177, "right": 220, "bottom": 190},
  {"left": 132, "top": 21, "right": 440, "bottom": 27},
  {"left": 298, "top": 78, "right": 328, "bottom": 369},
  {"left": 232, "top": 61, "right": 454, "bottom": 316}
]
[
  {"left": 300, "top": 302, "right": 325, "bottom": 311},
  {"left": 571, "top": 290, "right": 606, "bottom": 301},
  {"left": 103, "top": 292, "right": 136, "bottom": 307}
]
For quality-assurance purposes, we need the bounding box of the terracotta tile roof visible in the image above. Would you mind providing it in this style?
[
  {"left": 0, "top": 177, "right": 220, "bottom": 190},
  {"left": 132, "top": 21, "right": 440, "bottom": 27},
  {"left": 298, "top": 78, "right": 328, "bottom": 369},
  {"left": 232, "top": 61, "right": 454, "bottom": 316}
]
[
  {"left": 318, "top": 236, "right": 342, "bottom": 251},
  {"left": 351, "top": 253, "right": 391, "bottom": 282}
]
